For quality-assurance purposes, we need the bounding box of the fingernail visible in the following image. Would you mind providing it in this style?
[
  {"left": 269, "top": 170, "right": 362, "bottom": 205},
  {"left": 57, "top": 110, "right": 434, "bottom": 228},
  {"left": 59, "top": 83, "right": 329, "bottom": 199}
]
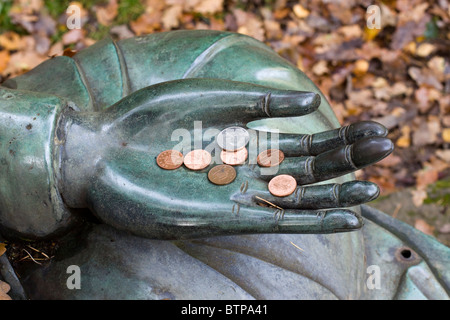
[
  {"left": 340, "top": 181, "right": 380, "bottom": 206},
  {"left": 352, "top": 137, "right": 394, "bottom": 168},
  {"left": 324, "top": 210, "right": 364, "bottom": 231},
  {"left": 348, "top": 121, "right": 388, "bottom": 142}
]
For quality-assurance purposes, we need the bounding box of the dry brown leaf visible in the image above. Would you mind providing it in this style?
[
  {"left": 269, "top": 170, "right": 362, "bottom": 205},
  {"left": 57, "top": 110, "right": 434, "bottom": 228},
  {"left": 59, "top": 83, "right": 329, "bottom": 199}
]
[
  {"left": 443, "top": 128, "right": 450, "bottom": 143},
  {"left": 439, "top": 223, "right": 450, "bottom": 234},
  {"left": 0, "top": 51, "right": 10, "bottom": 73},
  {"left": 4, "top": 50, "right": 46, "bottom": 77},
  {"left": 369, "top": 176, "right": 396, "bottom": 194},
  {"left": 62, "top": 48, "right": 77, "bottom": 58},
  {"left": 0, "top": 242, "right": 5, "bottom": 256},
  {"left": 416, "top": 43, "right": 436, "bottom": 57},
  {"left": 312, "top": 60, "right": 328, "bottom": 76},
  {"left": 234, "top": 9, "right": 264, "bottom": 42},
  {"left": 436, "top": 149, "right": 450, "bottom": 163},
  {"left": 162, "top": 5, "right": 183, "bottom": 30},
  {"left": 0, "top": 32, "right": 22, "bottom": 51},
  {"left": 414, "top": 218, "right": 435, "bottom": 235},
  {"left": 376, "top": 153, "right": 402, "bottom": 167},
  {"left": 96, "top": 0, "right": 119, "bottom": 26},
  {"left": 427, "top": 56, "right": 446, "bottom": 81},
  {"left": 193, "top": 0, "right": 223, "bottom": 14},
  {"left": 0, "top": 280, "right": 11, "bottom": 301},
  {"left": 353, "top": 59, "right": 369, "bottom": 77},
  {"left": 130, "top": 11, "right": 163, "bottom": 35},
  {"left": 347, "top": 89, "right": 374, "bottom": 108},
  {"left": 416, "top": 166, "right": 439, "bottom": 190},
  {"left": 62, "top": 29, "right": 85, "bottom": 45},
  {"left": 411, "top": 189, "right": 427, "bottom": 207},
  {"left": 337, "top": 24, "right": 363, "bottom": 40},
  {"left": 408, "top": 66, "right": 443, "bottom": 91},
  {"left": 397, "top": 125, "right": 411, "bottom": 148},
  {"left": 293, "top": 4, "right": 310, "bottom": 19}
]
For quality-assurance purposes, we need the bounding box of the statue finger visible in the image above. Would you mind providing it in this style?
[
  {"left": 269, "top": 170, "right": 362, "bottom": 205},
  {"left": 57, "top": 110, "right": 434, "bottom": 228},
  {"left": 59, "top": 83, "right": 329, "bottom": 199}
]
[
  {"left": 255, "top": 136, "right": 393, "bottom": 185},
  {"left": 229, "top": 206, "right": 363, "bottom": 234},
  {"left": 104, "top": 78, "right": 321, "bottom": 132},
  {"left": 231, "top": 181, "right": 379, "bottom": 210},
  {"left": 260, "top": 121, "right": 388, "bottom": 157}
]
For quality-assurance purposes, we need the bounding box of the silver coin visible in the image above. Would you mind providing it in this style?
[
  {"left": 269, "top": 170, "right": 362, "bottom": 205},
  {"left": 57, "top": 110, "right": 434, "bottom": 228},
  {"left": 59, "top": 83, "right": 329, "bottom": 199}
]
[{"left": 216, "top": 127, "right": 250, "bottom": 151}]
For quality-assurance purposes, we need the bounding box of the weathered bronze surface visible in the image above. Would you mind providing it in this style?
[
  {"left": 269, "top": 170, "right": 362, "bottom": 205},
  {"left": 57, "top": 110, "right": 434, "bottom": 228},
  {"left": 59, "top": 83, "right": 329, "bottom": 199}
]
[{"left": 0, "top": 30, "right": 448, "bottom": 300}]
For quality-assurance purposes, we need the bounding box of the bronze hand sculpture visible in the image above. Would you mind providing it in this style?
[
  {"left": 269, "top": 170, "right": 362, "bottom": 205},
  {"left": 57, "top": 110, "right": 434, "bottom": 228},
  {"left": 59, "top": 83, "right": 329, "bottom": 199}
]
[
  {"left": 0, "top": 30, "right": 448, "bottom": 300},
  {"left": 58, "top": 79, "right": 392, "bottom": 239}
]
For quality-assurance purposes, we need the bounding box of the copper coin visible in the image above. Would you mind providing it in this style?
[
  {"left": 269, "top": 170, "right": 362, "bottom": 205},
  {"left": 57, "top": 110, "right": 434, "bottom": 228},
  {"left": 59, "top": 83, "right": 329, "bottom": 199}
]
[
  {"left": 220, "top": 147, "right": 248, "bottom": 166},
  {"left": 268, "top": 174, "right": 297, "bottom": 197},
  {"left": 156, "top": 150, "right": 184, "bottom": 170},
  {"left": 208, "top": 165, "right": 237, "bottom": 185},
  {"left": 184, "top": 149, "right": 212, "bottom": 170},
  {"left": 257, "top": 149, "right": 285, "bottom": 167}
]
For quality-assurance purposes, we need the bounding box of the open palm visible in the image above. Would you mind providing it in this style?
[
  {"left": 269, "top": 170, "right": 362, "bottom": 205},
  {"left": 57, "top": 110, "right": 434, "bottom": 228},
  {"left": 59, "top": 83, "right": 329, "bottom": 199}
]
[{"left": 60, "top": 79, "right": 393, "bottom": 239}]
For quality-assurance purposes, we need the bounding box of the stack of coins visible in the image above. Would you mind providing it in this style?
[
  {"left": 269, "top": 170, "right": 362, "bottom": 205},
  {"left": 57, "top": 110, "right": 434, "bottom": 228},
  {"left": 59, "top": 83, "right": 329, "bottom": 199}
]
[{"left": 209, "top": 127, "right": 250, "bottom": 185}]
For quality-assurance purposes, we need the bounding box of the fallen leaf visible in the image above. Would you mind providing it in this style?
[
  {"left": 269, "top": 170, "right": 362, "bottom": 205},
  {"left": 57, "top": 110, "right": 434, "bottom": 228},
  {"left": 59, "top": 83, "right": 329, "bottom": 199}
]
[
  {"left": 411, "top": 189, "right": 427, "bottom": 207},
  {"left": 234, "top": 9, "right": 265, "bottom": 41},
  {"left": 0, "top": 32, "right": 22, "bottom": 51},
  {"left": 0, "top": 280, "right": 11, "bottom": 300},
  {"left": 312, "top": 60, "right": 328, "bottom": 76},
  {"left": 4, "top": 50, "right": 46, "bottom": 77},
  {"left": 0, "top": 51, "right": 10, "bottom": 73},
  {"left": 193, "top": 0, "right": 223, "bottom": 14},
  {"left": 436, "top": 149, "right": 450, "bottom": 162},
  {"left": 62, "top": 28, "right": 85, "bottom": 45},
  {"left": 439, "top": 223, "right": 450, "bottom": 234},
  {"left": 397, "top": 125, "right": 411, "bottom": 148},
  {"left": 62, "top": 48, "right": 77, "bottom": 58},
  {"left": 293, "top": 4, "right": 310, "bottom": 19},
  {"left": 110, "top": 24, "right": 135, "bottom": 40},
  {"left": 0, "top": 242, "right": 5, "bottom": 256},
  {"left": 130, "top": 11, "right": 163, "bottom": 35},
  {"left": 162, "top": 5, "right": 183, "bottom": 30},
  {"left": 376, "top": 153, "right": 402, "bottom": 167},
  {"left": 369, "top": 176, "right": 396, "bottom": 194},
  {"left": 414, "top": 218, "right": 435, "bottom": 235},
  {"left": 416, "top": 166, "right": 439, "bottom": 190},
  {"left": 363, "top": 26, "right": 381, "bottom": 41},
  {"left": 443, "top": 128, "right": 450, "bottom": 143},
  {"left": 353, "top": 59, "right": 369, "bottom": 77},
  {"left": 408, "top": 66, "right": 443, "bottom": 91},
  {"left": 416, "top": 43, "right": 436, "bottom": 57},
  {"left": 338, "top": 24, "right": 363, "bottom": 40},
  {"left": 427, "top": 56, "right": 446, "bottom": 81},
  {"left": 96, "top": 0, "right": 119, "bottom": 26}
]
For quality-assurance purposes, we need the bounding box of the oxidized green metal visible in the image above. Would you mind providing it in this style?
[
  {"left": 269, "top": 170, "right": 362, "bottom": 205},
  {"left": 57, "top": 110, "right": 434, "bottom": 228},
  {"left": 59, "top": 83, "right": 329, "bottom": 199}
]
[{"left": 0, "top": 30, "right": 448, "bottom": 300}]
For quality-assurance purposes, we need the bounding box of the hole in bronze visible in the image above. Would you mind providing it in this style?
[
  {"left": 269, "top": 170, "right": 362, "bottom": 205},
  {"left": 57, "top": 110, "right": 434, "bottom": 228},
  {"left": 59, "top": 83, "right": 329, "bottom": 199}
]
[
  {"left": 400, "top": 249, "right": 412, "bottom": 260},
  {"left": 395, "top": 246, "right": 420, "bottom": 264}
]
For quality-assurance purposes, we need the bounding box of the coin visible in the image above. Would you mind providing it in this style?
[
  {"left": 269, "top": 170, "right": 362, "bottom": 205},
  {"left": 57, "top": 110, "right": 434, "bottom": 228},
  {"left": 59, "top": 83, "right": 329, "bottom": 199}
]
[
  {"left": 216, "top": 127, "right": 249, "bottom": 151},
  {"left": 184, "top": 149, "right": 212, "bottom": 170},
  {"left": 268, "top": 175, "right": 297, "bottom": 197},
  {"left": 208, "top": 164, "right": 237, "bottom": 185},
  {"left": 220, "top": 147, "right": 248, "bottom": 166},
  {"left": 257, "top": 149, "right": 285, "bottom": 167},
  {"left": 156, "top": 150, "right": 184, "bottom": 170}
]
